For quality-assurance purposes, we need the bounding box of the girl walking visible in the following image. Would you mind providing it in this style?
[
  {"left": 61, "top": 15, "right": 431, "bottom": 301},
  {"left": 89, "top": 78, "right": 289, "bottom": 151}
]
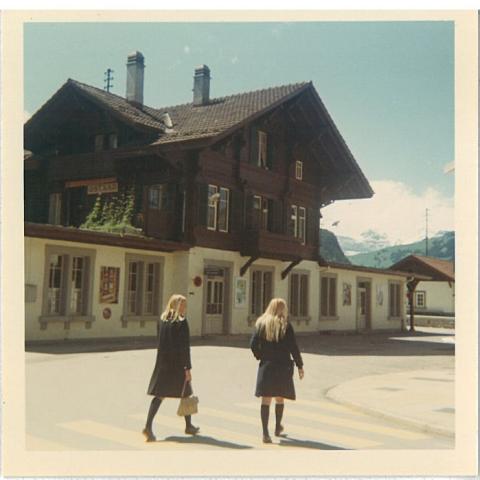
[
  {"left": 142, "top": 294, "right": 199, "bottom": 442},
  {"left": 250, "top": 298, "right": 304, "bottom": 443}
]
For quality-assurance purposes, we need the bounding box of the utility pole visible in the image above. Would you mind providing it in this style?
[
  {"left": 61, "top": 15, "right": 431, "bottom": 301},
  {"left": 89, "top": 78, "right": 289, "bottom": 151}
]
[
  {"left": 425, "top": 208, "right": 429, "bottom": 256},
  {"left": 104, "top": 68, "right": 114, "bottom": 93}
]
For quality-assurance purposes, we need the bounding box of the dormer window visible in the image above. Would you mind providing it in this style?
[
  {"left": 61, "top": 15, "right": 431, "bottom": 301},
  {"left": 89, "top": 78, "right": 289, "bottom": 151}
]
[
  {"left": 295, "top": 160, "right": 303, "bottom": 180},
  {"left": 258, "top": 131, "right": 268, "bottom": 168}
]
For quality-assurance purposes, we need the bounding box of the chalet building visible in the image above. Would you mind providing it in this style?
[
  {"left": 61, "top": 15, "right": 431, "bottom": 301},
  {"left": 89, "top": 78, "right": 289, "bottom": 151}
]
[{"left": 24, "top": 51, "right": 410, "bottom": 342}]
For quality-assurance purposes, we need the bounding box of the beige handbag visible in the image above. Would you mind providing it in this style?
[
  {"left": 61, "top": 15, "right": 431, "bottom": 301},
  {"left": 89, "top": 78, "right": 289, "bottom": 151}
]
[{"left": 176, "top": 380, "right": 199, "bottom": 416}]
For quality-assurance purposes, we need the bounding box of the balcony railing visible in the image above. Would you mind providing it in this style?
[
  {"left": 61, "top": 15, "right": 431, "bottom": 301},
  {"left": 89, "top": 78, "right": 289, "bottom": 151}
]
[{"left": 240, "top": 228, "right": 318, "bottom": 261}]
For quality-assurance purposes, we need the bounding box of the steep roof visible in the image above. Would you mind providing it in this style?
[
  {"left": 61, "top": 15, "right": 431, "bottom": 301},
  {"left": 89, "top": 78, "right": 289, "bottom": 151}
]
[
  {"left": 389, "top": 255, "right": 454, "bottom": 282},
  {"left": 26, "top": 78, "right": 310, "bottom": 145}
]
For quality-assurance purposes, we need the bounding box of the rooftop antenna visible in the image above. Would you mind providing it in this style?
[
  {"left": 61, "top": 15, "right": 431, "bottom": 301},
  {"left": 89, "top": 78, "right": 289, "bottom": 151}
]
[
  {"left": 425, "top": 208, "right": 429, "bottom": 256},
  {"left": 104, "top": 68, "right": 114, "bottom": 93}
]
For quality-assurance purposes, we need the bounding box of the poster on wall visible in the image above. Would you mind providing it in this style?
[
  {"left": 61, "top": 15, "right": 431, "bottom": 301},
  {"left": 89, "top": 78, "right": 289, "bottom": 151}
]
[
  {"left": 376, "top": 285, "right": 384, "bottom": 306},
  {"left": 234, "top": 277, "right": 247, "bottom": 308},
  {"left": 99, "top": 267, "right": 120, "bottom": 304},
  {"left": 342, "top": 282, "right": 352, "bottom": 306}
]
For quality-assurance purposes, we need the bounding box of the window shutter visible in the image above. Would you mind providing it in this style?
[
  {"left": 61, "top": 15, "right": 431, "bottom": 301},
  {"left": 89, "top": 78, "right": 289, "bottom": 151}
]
[
  {"left": 197, "top": 183, "right": 209, "bottom": 226},
  {"left": 249, "top": 127, "right": 259, "bottom": 165},
  {"left": 230, "top": 189, "right": 244, "bottom": 233},
  {"left": 272, "top": 200, "right": 283, "bottom": 234},
  {"left": 246, "top": 194, "right": 255, "bottom": 229},
  {"left": 307, "top": 207, "right": 318, "bottom": 245},
  {"left": 167, "top": 182, "right": 177, "bottom": 212}
]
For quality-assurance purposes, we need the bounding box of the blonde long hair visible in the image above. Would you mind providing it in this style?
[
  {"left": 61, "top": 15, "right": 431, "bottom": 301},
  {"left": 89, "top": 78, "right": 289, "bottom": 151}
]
[
  {"left": 161, "top": 294, "right": 187, "bottom": 322},
  {"left": 255, "top": 298, "right": 288, "bottom": 342}
]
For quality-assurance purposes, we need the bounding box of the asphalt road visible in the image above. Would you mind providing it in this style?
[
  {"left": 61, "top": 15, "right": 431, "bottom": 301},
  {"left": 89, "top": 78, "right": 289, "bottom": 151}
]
[{"left": 25, "top": 327, "right": 454, "bottom": 451}]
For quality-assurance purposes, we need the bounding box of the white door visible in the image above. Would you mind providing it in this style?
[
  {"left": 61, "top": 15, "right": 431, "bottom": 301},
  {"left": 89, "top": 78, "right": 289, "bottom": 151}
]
[
  {"left": 204, "top": 275, "right": 225, "bottom": 334},
  {"left": 357, "top": 287, "right": 367, "bottom": 330}
]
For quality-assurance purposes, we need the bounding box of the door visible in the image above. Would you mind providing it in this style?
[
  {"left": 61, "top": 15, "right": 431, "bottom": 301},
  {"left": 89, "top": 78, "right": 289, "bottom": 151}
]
[
  {"left": 357, "top": 286, "right": 367, "bottom": 330},
  {"left": 204, "top": 271, "right": 226, "bottom": 334},
  {"left": 145, "top": 184, "right": 176, "bottom": 239},
  {"left": 66, "top": 187, "right": 88, "bottom": 227}
]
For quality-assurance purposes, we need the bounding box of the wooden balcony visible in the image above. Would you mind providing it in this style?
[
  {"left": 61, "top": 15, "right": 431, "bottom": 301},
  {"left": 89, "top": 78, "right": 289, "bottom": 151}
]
[{"left": 240, "top": 228, "right": 318, "bottom": 262}]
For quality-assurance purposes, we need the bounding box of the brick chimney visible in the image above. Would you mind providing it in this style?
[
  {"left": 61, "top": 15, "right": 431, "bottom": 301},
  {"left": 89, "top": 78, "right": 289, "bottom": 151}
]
[
  {"left": 193, "top": 65, "right": 210, "bottom": 106},
  {"left": 126, "top": 51, "right": 145, "bottom": 107}
]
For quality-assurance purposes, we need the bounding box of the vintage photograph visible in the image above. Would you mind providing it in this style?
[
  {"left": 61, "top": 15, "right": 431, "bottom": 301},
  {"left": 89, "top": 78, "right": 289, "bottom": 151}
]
[{"left": 2, "top": 9, "right": 477, "bottom": 478}]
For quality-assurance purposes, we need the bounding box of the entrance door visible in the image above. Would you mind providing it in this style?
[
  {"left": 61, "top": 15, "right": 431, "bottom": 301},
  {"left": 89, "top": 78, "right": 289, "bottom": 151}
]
[
  {"left": 204, "top": 271, "right": 226, "bottom": 334},
  {"left": 145, "top": 184, "right": 176, "bottom": 239},
  {"left": 357, "top": 287, "right": 367, "bottom": 330}
]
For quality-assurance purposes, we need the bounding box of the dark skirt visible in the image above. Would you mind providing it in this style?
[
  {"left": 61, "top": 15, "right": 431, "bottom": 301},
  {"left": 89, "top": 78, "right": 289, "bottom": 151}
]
[
  {"left": 255, "top": 359, "right": 296, "bottom": 400},
  {"left": 147, "top": 354, "right": 193, "bottom": 398}
]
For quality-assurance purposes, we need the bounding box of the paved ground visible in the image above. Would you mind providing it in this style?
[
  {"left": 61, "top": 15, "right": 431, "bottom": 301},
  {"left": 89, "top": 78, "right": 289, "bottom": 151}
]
[{"left": 25, "top": 327, "right": 454, "bottom": 451}]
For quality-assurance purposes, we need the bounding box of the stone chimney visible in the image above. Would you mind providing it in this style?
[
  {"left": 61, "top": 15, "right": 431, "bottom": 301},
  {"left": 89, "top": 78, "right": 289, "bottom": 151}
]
[
  {"left": 126, "top": 51, "right": 145, "bottom": 107},
  {"left": 193, "top": 65, "right": 210, "bottom": 106}
]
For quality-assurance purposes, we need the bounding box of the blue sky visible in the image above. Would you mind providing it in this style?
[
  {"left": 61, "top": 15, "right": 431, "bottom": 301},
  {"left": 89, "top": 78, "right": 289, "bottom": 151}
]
[{"left": 24, "top": 21, "right": 454, "bottom": 243}]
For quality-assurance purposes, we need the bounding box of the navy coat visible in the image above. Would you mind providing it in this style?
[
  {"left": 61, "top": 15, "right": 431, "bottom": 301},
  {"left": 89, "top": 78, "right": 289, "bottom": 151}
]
[
  {"left": 147, "top": 317, "right": 193, "bottom": 398},
  {"left": 250, "top": 322, "right": 304, "bottom": 400}
]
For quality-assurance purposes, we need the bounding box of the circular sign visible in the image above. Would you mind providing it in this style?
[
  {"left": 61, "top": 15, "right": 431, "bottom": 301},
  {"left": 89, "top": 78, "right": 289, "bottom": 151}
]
[
  {"left": 103, "top": 307, "right": 112, "bottom": 320},
  {"left": 193, "top": 276, "right": 202, "bottom": 287}
]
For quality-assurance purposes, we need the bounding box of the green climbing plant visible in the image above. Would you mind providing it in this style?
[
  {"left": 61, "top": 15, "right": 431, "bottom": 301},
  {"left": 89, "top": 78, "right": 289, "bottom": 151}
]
[{"left": 80, "top": 186, "right": 142, "bottom": 235}]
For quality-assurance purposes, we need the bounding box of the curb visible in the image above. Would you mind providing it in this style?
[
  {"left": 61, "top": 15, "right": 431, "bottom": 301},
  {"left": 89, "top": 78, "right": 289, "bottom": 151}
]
[{"left": 325, "top": 385, "right": 455, "bottom": 439}]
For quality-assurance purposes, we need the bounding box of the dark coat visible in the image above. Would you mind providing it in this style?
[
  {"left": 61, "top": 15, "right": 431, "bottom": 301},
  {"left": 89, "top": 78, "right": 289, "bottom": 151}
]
[
  {"left": 250, "top": 322, "right": 303, "bottom": 400},
  {"left": 147, "top": 317, "right": 193, "bottom": 398}
]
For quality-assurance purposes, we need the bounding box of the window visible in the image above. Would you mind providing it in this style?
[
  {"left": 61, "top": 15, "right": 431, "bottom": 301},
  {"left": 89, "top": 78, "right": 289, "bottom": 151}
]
[
  {"left": 291, "top": 204, "right": 306, "bottom": 243},
  {"left": 148, "top": 184, "right": 170, "bottom": 210},
  {"left": 389, "top": 282, "right": 401, "bottom": 317},
  {"left": 48, "top": 193, "right": 62, "bottom": 225},
  {"left": 289, "top": 272, "right": 309, "bottom": 318},
  {"left": 252, "top": 195, "right": 271, "bottom": 230},
  {"left": 207, "top": 184, "right": 230, "bottom": 232},
  {"left": 108, "top": 133, "right": 118, "bottom": 149},
  {"left": 258, "top": 131, "right": 268, "bottom": 168},
  {"left": 251, "top": 269, "right": 273, "bottom": 317},
  {"left": 42, "top": 246, "right": 95, "bottom": 321},
  {"left": 124, "top": 255, "right": 162, "bottom": 319},
  {"left": 207, "top": 185, "right": 218, "bottom": 230},
  {"left": 415, "top": 291, "right": 426, "bottom": 309},
  {"left": 298, "top": 207, "right": 306, "bottom": 244},
  {"left": 94, "top": 134, "right": 104, "bottom": 152},
  {"left": 320, "top": 275, "right": 337, "bottom": 318},
  {"left": 295, "top": 161, "right": 303, "bottom": 180},
  {"left": 218, "top": 188, "right": 229, "bottom": 232}
]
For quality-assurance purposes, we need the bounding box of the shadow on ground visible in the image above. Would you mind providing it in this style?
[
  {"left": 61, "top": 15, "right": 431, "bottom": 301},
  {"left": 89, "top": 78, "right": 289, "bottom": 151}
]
[
  {"left": 162, "top": 434, "right": 252, "bottom": 449},
  {"left": 278, "top": 436, "right": 347, "bottom": 450},
  {"left": 26, "top": 330, "right": 454, "bottom": 357}
]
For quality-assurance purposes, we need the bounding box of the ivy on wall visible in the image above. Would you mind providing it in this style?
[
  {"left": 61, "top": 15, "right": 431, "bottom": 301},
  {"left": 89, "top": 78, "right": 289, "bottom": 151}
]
[{"left": 80, "top": 186, "right": 142, "bottom": 236}]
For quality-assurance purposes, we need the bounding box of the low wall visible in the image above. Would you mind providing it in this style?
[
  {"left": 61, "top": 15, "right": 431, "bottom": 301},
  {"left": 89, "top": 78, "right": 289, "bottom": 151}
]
[{"left": 413, "top": 315, "right": 455, "bottom": 329}]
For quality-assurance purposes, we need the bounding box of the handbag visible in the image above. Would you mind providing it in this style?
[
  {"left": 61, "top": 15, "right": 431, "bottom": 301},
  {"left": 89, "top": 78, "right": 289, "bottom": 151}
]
[{"left": 176, "top": 380, "right": 199, "bottom": 416}]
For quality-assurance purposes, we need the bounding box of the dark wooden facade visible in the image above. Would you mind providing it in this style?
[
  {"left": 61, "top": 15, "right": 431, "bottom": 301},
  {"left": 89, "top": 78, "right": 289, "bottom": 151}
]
[{"left": 24, "top": 80, "right": 373, "bottom": 263}]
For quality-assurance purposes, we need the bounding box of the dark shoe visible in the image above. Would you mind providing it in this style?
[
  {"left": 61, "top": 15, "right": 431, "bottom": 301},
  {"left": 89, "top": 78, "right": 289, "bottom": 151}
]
[
  {"left": 185, "top": 425, "right": 200, "bottom": 435},
  {"left": 142, "top": 427, "right": 156, "bottom": 442},
  {"left": 263, "top": 434, "right": 272, "bottom": 443},
  {"left": 275, "top": 425, "right": 284, "bottom": 436}
]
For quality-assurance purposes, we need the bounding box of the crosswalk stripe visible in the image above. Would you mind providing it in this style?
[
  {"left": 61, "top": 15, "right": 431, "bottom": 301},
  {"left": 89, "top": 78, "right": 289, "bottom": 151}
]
[
  {"left": 236, "top": 402, "right": 427, "bottom": 440},
  {"left": 58, "top": 419, "right": 186, "bottom": 450},
  {"left": 294, "top": 398, "right": 368, "bottom": 413},
  {"left": 199, "top": 406, "right": 380, "bottom": 449},
  {"left": 130, "top": 413, "right": 275, "bottom": 449},
  {"left": 26, "top": 433, "right": 70, "bottom": 451}
]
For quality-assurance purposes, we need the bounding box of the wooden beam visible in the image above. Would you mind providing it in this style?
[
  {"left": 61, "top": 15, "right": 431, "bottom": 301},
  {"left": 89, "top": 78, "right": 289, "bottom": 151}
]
[
  {"left": 240, "top": 256, "right": 258, "bottom": 277},
  {"left": 281, "top": 259, "right": 301, "bottom": 280}
]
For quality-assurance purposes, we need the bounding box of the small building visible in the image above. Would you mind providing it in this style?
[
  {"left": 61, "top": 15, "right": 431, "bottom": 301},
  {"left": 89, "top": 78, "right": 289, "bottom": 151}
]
[{"left": 390, "top": 255, "right": 455, "bottom": 317}]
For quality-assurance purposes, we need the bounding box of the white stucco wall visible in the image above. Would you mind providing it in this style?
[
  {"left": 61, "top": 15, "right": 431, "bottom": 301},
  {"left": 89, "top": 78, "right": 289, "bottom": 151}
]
[
  {"left": 24, "top": 236, "right": 175, "bottom": 341},
  {"left": 25, "top": 237, "right": 407, "bottom": 341},
  {"left": 414, "top": 280, "right": 455, "bottom": 315},
  {"left": 318, "top": 267, "right": 406, "bottom": 332}
]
